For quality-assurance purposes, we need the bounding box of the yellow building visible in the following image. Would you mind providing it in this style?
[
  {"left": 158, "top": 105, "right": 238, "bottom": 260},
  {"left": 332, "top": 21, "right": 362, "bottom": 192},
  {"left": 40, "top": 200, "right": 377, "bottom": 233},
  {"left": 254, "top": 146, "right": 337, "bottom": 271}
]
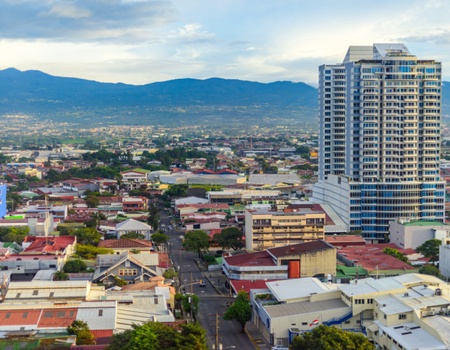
[{"left": 245, "top": 209, "right": 325, "bottom": 251}]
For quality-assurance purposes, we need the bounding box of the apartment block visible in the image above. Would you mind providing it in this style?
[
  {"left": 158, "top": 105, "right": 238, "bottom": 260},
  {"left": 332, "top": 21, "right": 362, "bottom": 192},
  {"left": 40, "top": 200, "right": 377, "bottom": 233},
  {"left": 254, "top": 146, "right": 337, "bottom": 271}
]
[
  {"left": 245, "top": 209, "right": 325, "bottom": 251},
  {"left": 313, "top": 43, "right": 445, "bottom": 241}
]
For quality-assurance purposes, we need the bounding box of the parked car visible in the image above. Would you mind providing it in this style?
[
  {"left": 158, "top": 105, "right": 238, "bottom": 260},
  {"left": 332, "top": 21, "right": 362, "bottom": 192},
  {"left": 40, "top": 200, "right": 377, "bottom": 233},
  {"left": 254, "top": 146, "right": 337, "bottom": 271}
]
[
  {"left": 199, "top": 280, "right": 206, "bottom": 287},
  {"left": 271, "top": 346, "right": 289, "bottom": 350}
]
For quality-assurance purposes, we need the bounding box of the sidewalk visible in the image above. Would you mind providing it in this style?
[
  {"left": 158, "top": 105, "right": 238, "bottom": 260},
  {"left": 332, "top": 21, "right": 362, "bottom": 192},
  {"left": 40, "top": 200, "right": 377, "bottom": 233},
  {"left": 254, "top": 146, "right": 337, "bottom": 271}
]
[{"left": 245, "top": 322, "right": 271, "bottom": 350}]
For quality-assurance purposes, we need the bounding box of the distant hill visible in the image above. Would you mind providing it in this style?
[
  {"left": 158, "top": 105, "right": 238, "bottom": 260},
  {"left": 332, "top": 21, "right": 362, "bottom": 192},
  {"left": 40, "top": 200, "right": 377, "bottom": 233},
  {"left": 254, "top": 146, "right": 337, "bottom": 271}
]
[
  {"left": 2, "top": 68, "right": 448, "bottom": 127},
  {"left": 0, "top": 68, "right": 318, "bottom": 126}
]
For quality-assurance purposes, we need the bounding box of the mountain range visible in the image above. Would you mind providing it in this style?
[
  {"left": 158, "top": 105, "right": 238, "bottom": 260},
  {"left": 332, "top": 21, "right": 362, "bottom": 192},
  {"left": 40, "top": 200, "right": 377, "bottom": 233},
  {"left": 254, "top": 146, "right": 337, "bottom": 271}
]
[{"left": 0, "top": 68, "right": 448, "bottom": 126}]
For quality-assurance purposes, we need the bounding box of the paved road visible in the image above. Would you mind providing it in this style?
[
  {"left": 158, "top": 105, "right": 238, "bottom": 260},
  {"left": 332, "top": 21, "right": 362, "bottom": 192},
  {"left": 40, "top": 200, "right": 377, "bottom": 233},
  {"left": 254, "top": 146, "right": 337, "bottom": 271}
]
[{"left": 160, "top": 209, "right": 256, "bottom": 350}]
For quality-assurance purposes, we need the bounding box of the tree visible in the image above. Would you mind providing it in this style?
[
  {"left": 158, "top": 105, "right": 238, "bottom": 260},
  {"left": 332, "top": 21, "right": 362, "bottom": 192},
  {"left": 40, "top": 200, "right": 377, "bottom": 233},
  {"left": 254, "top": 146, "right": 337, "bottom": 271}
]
[
  {"left": 85, "top": 195, "right": 100, "bottom": 208},
  {"left": 67, "top": 320, "right": 95, "bottom": 345},
  {"left": 0, "top": 226, "right": 29, "bottom": 244},
  {"left": 120, "top": 232, "right": 145, "bottom": 239},
  {"left": 163, "top": 267, "right": 178, "bottom": 279},
  {"left": 63, "top": 259, "right": 87, "bottom": 273},
  {"left": 182, "top": 230, "right": 210, "bottom": 257},
  {"left": 383, "top": 247, "right": 408, "bottom": 263},
  {"left": 416, "top": 239, "right": 441, "bottom": 264},
  {"left": 181, "top": 293, "right": 200, "bottom": 316},
  {"left": 179, "top": 322, "right": 208, "bottom": 350},
  {"left": 291, "top": 325, "right": 375, "bottom": 350},
  {"left": 114, "top": 276, "right": 128, "bottom": 287},
  {"left": 223, "top": 291, "right": 251, "bottom": 333},
  {"left": 73, "top": 227, "right": 102, "bottom": 245},
  {"left": 152, "top": 232, "right": 169, "bottom": 247},
  {"left": 148, "top": 204, "right": 160, "bottom": 231},
  {"left": 53, "top": 270, "right": 69, "bottom": 281},
  {"left": 213, "top": 227, "right": 244, "bottom": 250},
  {"left": 420, "top": 264, "right": 442, "bottom": 277},
  {"left": 107, "top": 321, "right": 207, "bottom": 350},
  {"left": 76, "top": 245, "right": 113, "bottom": 260}
]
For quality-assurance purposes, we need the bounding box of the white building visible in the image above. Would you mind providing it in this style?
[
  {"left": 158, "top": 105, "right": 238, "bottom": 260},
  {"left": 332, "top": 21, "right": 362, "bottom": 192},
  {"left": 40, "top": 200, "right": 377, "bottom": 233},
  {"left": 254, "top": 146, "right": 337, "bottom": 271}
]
[
  {"left": 313, "top": 43, "right": 445, "bottom": 242},
  {"left": 389, "top": 218, "right": 450, "bottom": 249}
]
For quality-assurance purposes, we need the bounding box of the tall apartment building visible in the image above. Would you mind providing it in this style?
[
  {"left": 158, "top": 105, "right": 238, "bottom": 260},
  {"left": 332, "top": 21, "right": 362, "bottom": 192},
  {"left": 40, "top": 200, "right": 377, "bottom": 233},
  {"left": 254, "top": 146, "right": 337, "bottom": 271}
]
[{"left": 313, "top": 44, "right": 445, "bottom": 242}]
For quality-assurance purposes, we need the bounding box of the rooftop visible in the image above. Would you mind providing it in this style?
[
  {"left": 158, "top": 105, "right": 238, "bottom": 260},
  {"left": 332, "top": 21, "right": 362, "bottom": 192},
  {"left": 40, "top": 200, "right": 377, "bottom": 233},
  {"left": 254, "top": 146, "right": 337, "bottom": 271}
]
[{"left": 268, "top": 240, "right": 335, "bottom": 258}]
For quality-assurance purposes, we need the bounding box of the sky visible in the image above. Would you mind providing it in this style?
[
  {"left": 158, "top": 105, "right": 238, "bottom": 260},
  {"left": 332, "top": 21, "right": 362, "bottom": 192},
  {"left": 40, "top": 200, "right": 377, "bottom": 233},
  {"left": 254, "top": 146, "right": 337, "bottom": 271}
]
[{"left": 1, "top": 0, "right": 450, "bottom": 86}]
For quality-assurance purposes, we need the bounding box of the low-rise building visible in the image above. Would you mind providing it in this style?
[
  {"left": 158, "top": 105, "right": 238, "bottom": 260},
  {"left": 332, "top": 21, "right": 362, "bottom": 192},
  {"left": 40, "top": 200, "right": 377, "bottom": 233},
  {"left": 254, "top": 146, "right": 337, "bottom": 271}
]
[
  {"left": 223, "top": 240, "right": 336, "bottom": 282},
  {"left": 251, "top": 274, "right": 450, "bottom": 349},
  {"left": 389, "top": 218, "right": 450, "bottom": 249}
]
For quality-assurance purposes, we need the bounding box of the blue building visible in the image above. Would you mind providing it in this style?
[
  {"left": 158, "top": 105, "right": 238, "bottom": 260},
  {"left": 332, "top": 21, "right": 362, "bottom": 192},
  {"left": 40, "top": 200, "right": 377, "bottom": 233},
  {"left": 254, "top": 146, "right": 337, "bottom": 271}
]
[{"left": 0, "top": 183, "right": 6, "bottom": 218}]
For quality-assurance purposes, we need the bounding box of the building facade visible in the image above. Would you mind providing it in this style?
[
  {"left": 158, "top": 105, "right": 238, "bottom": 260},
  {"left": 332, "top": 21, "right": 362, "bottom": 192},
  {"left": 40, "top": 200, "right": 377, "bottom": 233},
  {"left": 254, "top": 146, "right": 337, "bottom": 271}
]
[
  {"left": 313, "top": 44, "right": 445, "bottom": 241},
  {"left": 245, "top": 209, "right": 325, "bottom": 251}
]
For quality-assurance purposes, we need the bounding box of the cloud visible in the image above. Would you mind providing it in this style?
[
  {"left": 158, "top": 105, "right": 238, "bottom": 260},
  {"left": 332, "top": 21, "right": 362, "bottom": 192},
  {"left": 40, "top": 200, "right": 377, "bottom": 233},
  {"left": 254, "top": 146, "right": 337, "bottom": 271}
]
[{"left": 0, "top": 0, "right": 176, "bottom": 42}]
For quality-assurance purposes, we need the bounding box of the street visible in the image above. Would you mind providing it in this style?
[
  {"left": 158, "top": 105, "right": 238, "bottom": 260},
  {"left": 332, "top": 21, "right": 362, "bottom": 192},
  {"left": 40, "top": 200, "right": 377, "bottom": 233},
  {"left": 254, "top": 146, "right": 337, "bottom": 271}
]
[{"left": 160, "top": 209, "right": 256, "bottom": 350}]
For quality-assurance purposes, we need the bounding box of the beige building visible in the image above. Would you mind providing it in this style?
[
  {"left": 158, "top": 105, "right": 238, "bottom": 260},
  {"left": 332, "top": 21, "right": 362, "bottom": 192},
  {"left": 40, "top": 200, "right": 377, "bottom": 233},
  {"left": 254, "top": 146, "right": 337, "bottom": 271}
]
[
  {"left": 251, "top": 274, "right": 450, "bottom": 349},
  {"left": 245, "top": 209, "right": 325, "bottom": 251}
]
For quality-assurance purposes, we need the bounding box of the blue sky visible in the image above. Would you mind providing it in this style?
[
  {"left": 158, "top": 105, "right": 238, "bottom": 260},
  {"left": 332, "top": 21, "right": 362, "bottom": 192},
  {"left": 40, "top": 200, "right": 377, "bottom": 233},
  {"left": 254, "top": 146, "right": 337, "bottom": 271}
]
[{"left": 1, "top": 0, "right": 450, "bottom": 85}]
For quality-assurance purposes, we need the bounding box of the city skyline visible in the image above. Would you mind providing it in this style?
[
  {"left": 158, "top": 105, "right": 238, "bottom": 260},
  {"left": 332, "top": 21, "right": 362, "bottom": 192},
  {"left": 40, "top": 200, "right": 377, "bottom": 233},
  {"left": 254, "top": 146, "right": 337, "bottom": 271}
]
[{"left": 1, "top": 0, "right": 450, "bottom": 85}]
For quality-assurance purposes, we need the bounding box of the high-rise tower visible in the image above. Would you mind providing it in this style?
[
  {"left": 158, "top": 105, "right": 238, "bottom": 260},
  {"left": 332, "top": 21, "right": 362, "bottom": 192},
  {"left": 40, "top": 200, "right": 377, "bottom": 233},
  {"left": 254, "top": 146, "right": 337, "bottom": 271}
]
[{"left": 312, "top": 44, "right": 445, "bottom": 242}]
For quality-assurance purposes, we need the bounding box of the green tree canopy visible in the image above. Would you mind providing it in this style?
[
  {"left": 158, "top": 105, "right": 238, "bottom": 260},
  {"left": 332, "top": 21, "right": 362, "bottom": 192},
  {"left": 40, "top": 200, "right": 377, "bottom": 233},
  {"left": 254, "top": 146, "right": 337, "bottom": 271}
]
[
  {"left": 291, "top": 325, "right": 375, "bottom": 350},
  {"left": 0, "top": 226, "right": 29, "bottom": 244},
  {"left": 107, "top": 321, "right": 207, "bottom": 350},
  {"left": 152, "top": 232, "right": 169, "bottom": 246},
  {"left": 213, "top": 227, "right": 244, "bottom": 250},
  {"left": 72, "top": 227, "right": 102, "bottom": 245},
  {"left": 416, "top": 239, "right": 441, "bottom": 264},
  {"left": 223, "top": 291, "right": 251, "bottom": 333},
  {"left": 63, "top": 259, "right": 87, "bottom": 273},
  {"left": 67, "top": 320, "right": 95, "bottom": 345},
  {"left": 120, "top": 232, "right": 146, "bottom": 240},
  {"left": 76, "top": 244, "right": 113, "bottom": 260},
  {"left": 53, "top": 270, "right": 69, "bottom": 281},
  {"left": 420, "top": 264, "right": 442, "bottom": 277},
  {"left": 182, "top": 230, "right": 210, "bottom": 257}
]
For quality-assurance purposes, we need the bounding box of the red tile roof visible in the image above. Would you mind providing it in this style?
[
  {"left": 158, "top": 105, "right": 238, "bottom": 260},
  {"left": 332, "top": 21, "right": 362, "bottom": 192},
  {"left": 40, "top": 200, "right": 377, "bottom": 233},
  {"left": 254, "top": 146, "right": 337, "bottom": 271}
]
[
  {"left": 225, "top": 251, "right": 275, "bottom": 267},
  {"left": 230, "top": 280, "right": 274, "bottom": 294},
  {"left": 0, "top": 309, "right": 41, "bottom": 326},
  {"left": 22, "top": 236, "right": 76, "bottom": 255},
  {"left": 91, "top": 330, "right": 114, "bottom": 345},
  {"left": 337, "top": 244, "right": 417, "bottom": 272},
  {"left": 325, "top": 235, "right": 367, "bottom": 247},
  {"left": 157, "top": 252, "right": 170, "bottom": 268},
  {"left": 98, "top": 239, "right": 153, "bottom": 249},
  {"left": 267, "top": 240, "right": 335, "bottom": 258},
  {"left": 38, "top": 308, "right": 78, "bottom": 328}
]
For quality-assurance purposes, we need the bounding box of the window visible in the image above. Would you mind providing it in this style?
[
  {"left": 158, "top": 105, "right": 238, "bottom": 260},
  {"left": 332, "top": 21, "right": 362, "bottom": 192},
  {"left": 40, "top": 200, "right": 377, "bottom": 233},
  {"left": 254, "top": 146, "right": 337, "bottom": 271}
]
[
  {"left": 399, "top": 314, "right": 407, "bottom": 320},
  {"left": 32, "top": 290, "right": 39, "bottom": 296},
  {"left": 22, "top": 312, "right": 28, "bottom": 318},
  {"left": 154, "top": 298, "right": 159, "bottom": 305},
  {"left": 49, "top": 292, "right": 54, "bottom": 298},
  {"left": 5, "top": 312, "right": 11, "bottom": 319},
  {"left": 15, "top": 293, "right": 21, "bottom": 298},
  {"left": 99, "top": 310, "right": 103, "bottom": 317},
  {"left": 118, "top": 269, "right": 138, "bottom": 276}
]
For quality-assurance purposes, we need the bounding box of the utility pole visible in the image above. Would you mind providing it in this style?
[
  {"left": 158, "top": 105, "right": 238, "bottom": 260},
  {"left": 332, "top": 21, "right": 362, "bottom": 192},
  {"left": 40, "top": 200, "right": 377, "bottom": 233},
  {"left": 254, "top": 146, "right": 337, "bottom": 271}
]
[{"left": 215, "top": 313, "right": 220, "bottom": 350}]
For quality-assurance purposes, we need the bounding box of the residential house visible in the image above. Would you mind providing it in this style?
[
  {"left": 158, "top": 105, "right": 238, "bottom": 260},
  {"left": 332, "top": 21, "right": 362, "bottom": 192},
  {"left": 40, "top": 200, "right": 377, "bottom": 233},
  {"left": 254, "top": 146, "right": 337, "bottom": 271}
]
[
  {"left": 122, "top": 196, "right": 148, "bottom": 212},
  {"left": 93, "top": 251, "right": 160, "bottom": 285},
  {"left": 114, "top": 219, "right": 152, "bottom": 240},
  {"left": 120, "top": 169, "right": 150, "bottom": 191}
]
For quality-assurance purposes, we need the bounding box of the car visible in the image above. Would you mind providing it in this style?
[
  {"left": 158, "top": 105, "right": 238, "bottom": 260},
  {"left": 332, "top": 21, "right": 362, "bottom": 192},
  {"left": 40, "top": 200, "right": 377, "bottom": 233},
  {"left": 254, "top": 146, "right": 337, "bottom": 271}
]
[
  {"left": 271, "top": 346, "right": 289, "bottom": 350},
  {"left": 199, "top": 280, "right": 206, "bottom": 287}
]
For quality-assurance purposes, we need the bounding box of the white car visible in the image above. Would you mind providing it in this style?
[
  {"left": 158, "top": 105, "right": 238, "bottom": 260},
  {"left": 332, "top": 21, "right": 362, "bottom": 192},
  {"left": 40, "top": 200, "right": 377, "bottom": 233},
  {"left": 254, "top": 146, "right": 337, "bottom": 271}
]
[{"left": 271, "top": 346, "right": 289, "bottom": 350}]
